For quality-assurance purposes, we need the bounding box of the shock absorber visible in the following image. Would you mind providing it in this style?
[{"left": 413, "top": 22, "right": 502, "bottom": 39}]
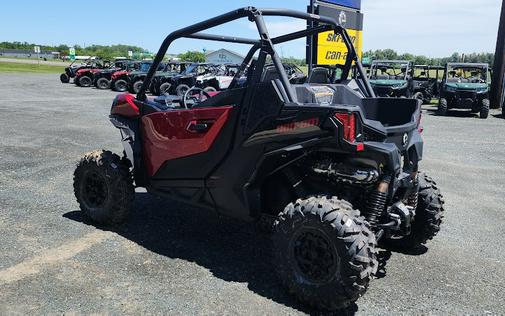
[
  {"left": 407, "top": 172, "right": 419, "bottom": 210},
  {"left": 365, "top": 174, "right": 391, "bottom": 226}
]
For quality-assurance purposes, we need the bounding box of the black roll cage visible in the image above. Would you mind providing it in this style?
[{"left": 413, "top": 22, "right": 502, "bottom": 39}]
[{"left": 137, "top": 7, "right": 375, "bottom": 102}]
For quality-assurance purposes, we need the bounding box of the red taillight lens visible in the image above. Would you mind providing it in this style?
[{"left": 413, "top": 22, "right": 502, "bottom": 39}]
[{"left": 335, "top": 112, "right": 356, "bottom": 143}]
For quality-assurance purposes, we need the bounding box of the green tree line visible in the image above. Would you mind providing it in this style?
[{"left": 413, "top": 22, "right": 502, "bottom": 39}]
[
  {"left": 363, "top": 49, "right": 495, "bottom": 67},
  {"left": 0, "top": 41, "right": 149, "bottom": 60}
]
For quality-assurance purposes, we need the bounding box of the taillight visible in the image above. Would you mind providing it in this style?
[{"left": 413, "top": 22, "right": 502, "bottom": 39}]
[
  {"left": 334, "top": 112, "right": 364, "bottom": 151},
  {"left": 335, "top": 112, "right": 356, "bottom": 143}
]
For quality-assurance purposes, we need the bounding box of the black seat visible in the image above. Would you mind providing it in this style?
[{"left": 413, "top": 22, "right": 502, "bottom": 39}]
[
  {"left": 308, "top": 67, "right": 329, "bottom": 84},
  {"left": 261, "top": 66, "right": 279, "bottom": 82}
]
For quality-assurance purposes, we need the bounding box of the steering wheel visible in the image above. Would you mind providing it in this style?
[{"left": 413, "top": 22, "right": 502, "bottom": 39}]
[{"left": 182, "top": 87, "right": 211, "bottom": 109}]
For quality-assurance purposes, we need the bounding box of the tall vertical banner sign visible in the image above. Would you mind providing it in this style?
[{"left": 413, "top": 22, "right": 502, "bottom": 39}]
[
  {"left": 307, "top": 0, "right": 363, "bottom": 66},
  {"left": 69, "top": 47, "right": 76, "bottom": 61}
]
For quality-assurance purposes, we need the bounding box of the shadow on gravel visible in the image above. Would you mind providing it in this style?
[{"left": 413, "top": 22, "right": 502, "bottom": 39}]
[
  {"left": 425, "top": 108, "right": 479, "bottom": 118},
  {"left": 64, "top": 192, "right": 358, "bottom": 316},
  {"left": 492, "top": 113, "right": 504, "bottom": 119}
]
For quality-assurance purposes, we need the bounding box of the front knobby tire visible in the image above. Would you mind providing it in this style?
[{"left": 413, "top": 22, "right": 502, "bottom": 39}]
[
  {"left": 114, "top": 79, "right": 128, "bottom": 92},
  {"left": 438, "top": 98, "right": 448, "bottom": 116},
  {"left": 73, "top": 150, "right": 134, "bottom": 226},
  {"left": 60, "top": 73, "right": 70, "bottom": 83},
  {"left": 273, "top": 196, "right": 378, "bottom": 311},
  {"left": 480, "top": 98, "right": 490, "bottom": 119}
]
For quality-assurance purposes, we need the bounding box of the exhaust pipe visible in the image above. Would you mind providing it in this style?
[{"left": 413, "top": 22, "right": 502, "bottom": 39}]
[{"left": 313, "top": 163, "right": 379, "bottom": 185}]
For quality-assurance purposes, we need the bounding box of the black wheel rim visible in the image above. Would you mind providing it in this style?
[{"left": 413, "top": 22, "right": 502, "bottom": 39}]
[
  {"left": 81, "top": 77, "right": 91, "bottom": 86},
  {"left": 98, "top": 80, "right": 108, "bottom": 89},
  {"left": 82, "top": 171, "right": 108, "bottom": 209},
  {"left": 292, "top": 229, "right": 339, "bottom": 283}
]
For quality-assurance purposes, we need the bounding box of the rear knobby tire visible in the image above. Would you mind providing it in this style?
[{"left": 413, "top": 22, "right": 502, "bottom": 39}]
[
  {"left": 73, "top": 150, "right": 134, "bottom": 226},
  {"left": 79, "top": 76, "right": 93, "bottom": 87},
  {"left": 96, "top": 78, "right": 111, "bottom": 90},
  {"left": 438, "top": 98, "right": 448, "bottom": 116},
  {"left": 273, "top": 196, "right": 378, "bottom": 311},
  {"left": 480, "top": 98, "right": 490, "bottom": 119},
  {"left": 386, "top": 172, "right": 445, "bottom": 249}
]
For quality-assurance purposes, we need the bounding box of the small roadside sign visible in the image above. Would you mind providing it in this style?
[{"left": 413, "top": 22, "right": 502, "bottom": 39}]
[
  {"left": 128, "top": 50, "right": 133, "bottom": 58},
  {"left": 69, "top": 47, "right": 76, "bottom": 61},
  {"left": 34, "top": 46, "right": 41, "bottom": 54}
]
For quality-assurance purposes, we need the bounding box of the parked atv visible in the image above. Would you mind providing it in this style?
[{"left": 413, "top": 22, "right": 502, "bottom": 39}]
[
  {"left": 73, "top": 7, "right": 445, "bottom": 311},
  {"left": 74, "top": 60, "right": 118, "bottom": 87},
  {"left": 193, "top": 64, "right": 241, "bottom": 93},
  {"left": 127, "top": 62, "right": 165, "bottom": 94},
  {"left": 412, "top": 65, "right": 443, "bottom": 104},
  {"left": 369, "top": 60, "right": 414, "bottom": 98},
  {"left": 438, "top": 63, "right": 491, "bottom": 119},
  {"left": 149, "top": 62, "right": 190, "bottom": 96},
  {"left": 92, "top": 60, "right": 133, "bottom": 90},
  {"left": 60, "top": 58, "right": 102, "bottom": 83},
  {"left": 109, "top": 61, "right": 145, "bottom": 92},
  {"left": 164, "top": 63, "right": 222, "bottom": 97}
]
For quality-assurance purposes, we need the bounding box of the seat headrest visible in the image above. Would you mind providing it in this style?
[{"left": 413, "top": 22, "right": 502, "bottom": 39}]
[
  {"left": 261, "top": 66, "right": 279, "bottom": 82},
  {"left": 308, "top": 67, "right": 330, "bottom": 84}
]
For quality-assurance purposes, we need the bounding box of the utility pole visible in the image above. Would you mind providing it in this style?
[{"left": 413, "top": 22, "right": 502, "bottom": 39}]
[{"left": 491, "top": 0, "right": 505, "bottom": 110}]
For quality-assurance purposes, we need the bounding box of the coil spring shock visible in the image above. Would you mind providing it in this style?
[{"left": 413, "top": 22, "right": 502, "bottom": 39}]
[
  {"left": 365, "top": 175, "right": 391, "bottom": 226},
  {"left": 407, "top": 177, "right": 419, "bottom": 210}
]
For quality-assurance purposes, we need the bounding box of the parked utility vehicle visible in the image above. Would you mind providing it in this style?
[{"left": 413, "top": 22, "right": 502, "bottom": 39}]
[
  {"left": 92, "top": 60, "right": 133, "bottom": 90},
  {"left": 127, "top": 62, "right": 165, "bottom": 94},
  {"left": 60, "top": 58, "right": 102, "bottom": 83},
  {"left": 74, "top": 60, "right": 121, "bottom": 87},
  {"left": 194, "top": 64, "right": 241, "bottom": 92},
  {"left": 412, "top": 65, "right": 443, "bottom": 104},
  {"left": 438, "top": 63, "right": 491, "bottom": 118},
  {"left": 369, "top": 60, "right": 414, "bottom": 98},
  {"left": 73, "top": 7, "right": 445, "bottom": 311},
  {"left": 110, "top": 61, "right": 150, "bottom": 92},
  {"left": 149, "top": 62, "right": 190, "bottom": 96}
]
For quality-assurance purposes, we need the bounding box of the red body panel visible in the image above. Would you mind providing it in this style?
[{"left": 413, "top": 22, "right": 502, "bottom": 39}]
[
  {"left": 141, "top": 106, "right": 233, "bottom": 177},
  {"left": 112, "top": 70, "right": 128, "bottom": 80},
  {"left": 111, "top": 94, "right": 140, "bottom": 118}
]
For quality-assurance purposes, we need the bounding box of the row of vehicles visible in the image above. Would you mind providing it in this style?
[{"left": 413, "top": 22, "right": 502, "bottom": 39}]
[
  {"left": 367, "top": 60, "right": 492, "bottom": 119},
  {"left": 61, "top": 58, "right": 307, "bottom": 97}
]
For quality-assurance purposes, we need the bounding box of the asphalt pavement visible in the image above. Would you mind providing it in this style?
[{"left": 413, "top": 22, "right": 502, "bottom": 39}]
[{"left": 0, "top": 73, "right": 504, "bottom": 315}]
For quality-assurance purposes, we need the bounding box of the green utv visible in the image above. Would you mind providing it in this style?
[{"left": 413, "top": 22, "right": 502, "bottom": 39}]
[
  {"left": 369, "top": 60, "right": 414, "bottom": 98},
  {"left": 412, "top": 65, "right": 444, "bottom": 104},
  {"left": 438, "top": 63, "right": 491, "bottom": 119}
]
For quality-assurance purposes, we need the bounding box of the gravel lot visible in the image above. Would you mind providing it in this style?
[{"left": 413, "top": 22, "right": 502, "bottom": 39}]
[{"left": 0, "top": 73, "right": 504, "bottom": 315}]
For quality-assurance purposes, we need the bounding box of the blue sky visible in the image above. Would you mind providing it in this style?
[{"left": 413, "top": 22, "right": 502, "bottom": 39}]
[{"left": 0, "top": 0, "right": 500, "bottom": 58}]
